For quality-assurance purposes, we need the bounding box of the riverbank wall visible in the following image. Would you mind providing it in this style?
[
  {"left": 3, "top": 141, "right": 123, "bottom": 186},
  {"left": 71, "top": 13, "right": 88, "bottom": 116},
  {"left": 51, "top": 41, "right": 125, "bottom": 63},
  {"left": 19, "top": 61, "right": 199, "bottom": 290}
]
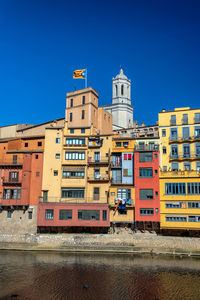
[{"left": 0, "top": 233, "right": 200, "bottom": 257}]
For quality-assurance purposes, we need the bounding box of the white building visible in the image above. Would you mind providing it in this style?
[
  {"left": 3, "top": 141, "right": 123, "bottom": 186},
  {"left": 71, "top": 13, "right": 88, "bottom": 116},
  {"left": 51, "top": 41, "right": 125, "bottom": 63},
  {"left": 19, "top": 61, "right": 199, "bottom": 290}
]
[{"left": 103, "top": 68, "right": 134, "bottom": 130}]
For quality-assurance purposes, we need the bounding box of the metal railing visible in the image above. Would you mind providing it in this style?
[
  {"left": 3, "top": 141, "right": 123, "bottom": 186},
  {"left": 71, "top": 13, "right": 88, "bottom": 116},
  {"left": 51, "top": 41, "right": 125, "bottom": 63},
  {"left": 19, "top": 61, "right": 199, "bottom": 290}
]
[
  {"left": 88, "top": 140, "right": 102, "bottom": 147},
  {"left": 39, "top": 196, "right": 107, "bottom": 204},
  {"left": 110, "top": 159, "right": 122, "bottom": 168},
  {"left": 169, "top": 135, "right": 200, "bottom": 142},
  {"left": 169, "top": 152, "right": 200, "bottom": 160},
  {"left": 160, "top": 170, "right": 200, "bottom": 177},
  {"left": 0, "top": 158, "right": 23, "bottom": 166},
  {"left": 87, "top": 174, "right": 110, "bottom": 181},
  {"left": 88, "top": 157, "right": 109, "bottom": 164},
  {"left": 134, "top": 144, "right": 159, "bottom": 151}
]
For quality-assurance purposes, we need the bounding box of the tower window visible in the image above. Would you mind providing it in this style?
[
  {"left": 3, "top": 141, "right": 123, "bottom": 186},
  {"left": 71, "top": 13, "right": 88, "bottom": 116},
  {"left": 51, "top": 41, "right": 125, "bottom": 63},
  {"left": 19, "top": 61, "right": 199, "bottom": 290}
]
[
  {"left": 70, "top": 99, "right": 73, "bottom": 107},
  {"left": 121, "top": 85, "right": 124, "bottom": 96},
  {"left": 82, "top": 96, "right": 85, "bottom": 104},
  {"left": 82, "top": 110, "right": 85, "bottom": 120},
  {"left": 115, "top": 85, "right": 118, "bottom": 96},
  {"left": 70, "top": 113, "right": 73, "bottom": 122}
]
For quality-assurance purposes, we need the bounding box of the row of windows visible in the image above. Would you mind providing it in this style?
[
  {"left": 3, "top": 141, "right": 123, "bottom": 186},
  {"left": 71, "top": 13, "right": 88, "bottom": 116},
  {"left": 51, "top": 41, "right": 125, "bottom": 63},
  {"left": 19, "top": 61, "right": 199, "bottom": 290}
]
[
  {"left": 162, "top": 162, "right": 200, "bottom": 172},
  {"left": 165, "top": 183, "right": 200, "bottom": 195},
  {"left": 45, "top": 209, "right": 107, "bottom": 221},
  {"left": 3, "top": 189, "right": 21, "bottom": 200},
  {"left": 166, "top": 202, "right": 200, "bottom": 209},
  {"left": 65, "top": 138, "right": 85, "bottom": 145},
  {"left": 70, "top": 95, "right": 85, "bottom": 107},
  {"left": 166, "top": 215, "right": 200, "bottom": 222},
  {"left": 63, "top": 171, "right": 85, "bottom": 178},
  {"left": 139, "top": 152, "right": 157, "bottom": 162},
  {"left": 7, "top": 211, "right": 33, "bottom": 219},
  {"left": 139, "top": 189, "right": 158, "bottom": 200},
  {"left": 162, "top": 113, "right": 200, "bottom": 127},
  {"left": 65, "top": 152, "right": 85, "bottom": 160},
  {"left": 69, "top": 110, "right": 85, "bottom": 122},
  {"left": 24, "top": 141, "right": 42, "bottom": 147},
  {"left": 116, "top": 142, "right": 129, "bottom": 147},
  {"left": 162, "top": 126, "right": 200, "bottom": 138}
]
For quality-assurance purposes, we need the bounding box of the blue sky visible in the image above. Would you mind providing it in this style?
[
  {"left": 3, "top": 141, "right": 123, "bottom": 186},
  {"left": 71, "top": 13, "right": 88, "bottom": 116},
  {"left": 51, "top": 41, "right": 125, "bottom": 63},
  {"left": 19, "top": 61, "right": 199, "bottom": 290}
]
[{"left": 0, "top": 0, "right": 200, "bottom": 126}]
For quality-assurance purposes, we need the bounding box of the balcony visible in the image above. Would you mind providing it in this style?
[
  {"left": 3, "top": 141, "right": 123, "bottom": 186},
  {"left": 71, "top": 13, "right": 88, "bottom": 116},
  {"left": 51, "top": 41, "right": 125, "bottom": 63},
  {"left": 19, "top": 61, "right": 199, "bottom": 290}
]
[
  {"left": 169, "top": 135, "right": 200, "bottom": 143},
  {"left": 0, "top": 198, "right": 28, "bottom": 207},
  {"left": 39, "top": 196, "right": 107, "bottom": 204},
  {"left": 194, "top": 118, "right": 200, "bottom": 124},
  {"left": 88, "top": 157, "right": 109, "bottom": 165},
  {"left": 169, "top": 152, "right": 200, "bottom": 161},
  {"left": 0, "top": 158, "right": 23, "bottom": 167},
  {"left": 87, "top": 174, "right": 110, "bottom": 182},
  {"left": 110, "top": 159, "right": 122, "bottom": 168},
  {"left": 88, "top": 138, "right": 102, "bottom": 148},
  {"left": 160, "top": 170, "right": 200, "bottom": 178},
  {"left": 2, "top": 178, "right": 21, "bottom": 186},
  {"left": 134, "top": 144, "right": 159, "bottom": 152}
]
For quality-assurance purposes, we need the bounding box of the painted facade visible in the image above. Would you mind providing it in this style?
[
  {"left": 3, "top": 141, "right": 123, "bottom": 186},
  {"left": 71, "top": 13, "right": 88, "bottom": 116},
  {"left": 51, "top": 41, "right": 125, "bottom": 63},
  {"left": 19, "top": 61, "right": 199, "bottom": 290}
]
[{"left": 159, "top": 107, "right": 200, "bottom": 232}]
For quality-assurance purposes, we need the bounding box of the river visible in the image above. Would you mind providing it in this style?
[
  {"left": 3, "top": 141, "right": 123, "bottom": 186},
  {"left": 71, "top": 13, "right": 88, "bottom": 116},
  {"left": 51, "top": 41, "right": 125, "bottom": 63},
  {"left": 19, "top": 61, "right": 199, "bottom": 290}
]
[{"left": 0, "top": 250, "right": 200, "bottom": 299}]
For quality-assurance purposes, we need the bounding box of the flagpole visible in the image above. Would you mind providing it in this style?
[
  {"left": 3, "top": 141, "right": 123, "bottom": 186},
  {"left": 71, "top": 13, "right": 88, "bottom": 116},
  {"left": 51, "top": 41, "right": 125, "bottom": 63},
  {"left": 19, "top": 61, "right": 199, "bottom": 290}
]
[{"left": 85, "top": 69, "right": 87, "bottom": 88}]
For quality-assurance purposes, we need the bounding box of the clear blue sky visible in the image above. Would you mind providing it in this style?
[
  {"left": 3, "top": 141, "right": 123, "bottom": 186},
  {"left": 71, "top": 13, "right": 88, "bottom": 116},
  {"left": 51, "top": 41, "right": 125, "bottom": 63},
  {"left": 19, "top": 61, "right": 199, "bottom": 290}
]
[{"left": 0, "top": 0, "right": 200, "bottom": 126}]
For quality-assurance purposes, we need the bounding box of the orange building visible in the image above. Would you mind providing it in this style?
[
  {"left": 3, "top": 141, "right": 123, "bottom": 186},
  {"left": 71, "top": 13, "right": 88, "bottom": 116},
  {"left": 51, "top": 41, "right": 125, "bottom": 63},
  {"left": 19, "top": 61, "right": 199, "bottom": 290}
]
[{"left": 0, "top": 136, "right": 44, "bottom": 234}]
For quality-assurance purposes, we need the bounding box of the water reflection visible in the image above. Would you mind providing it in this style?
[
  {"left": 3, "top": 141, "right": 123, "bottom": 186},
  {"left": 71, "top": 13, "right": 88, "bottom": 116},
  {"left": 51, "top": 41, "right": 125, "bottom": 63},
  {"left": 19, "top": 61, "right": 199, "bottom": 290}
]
[{"left": 0, "top": 251, "right": 200, "bottom": 300}]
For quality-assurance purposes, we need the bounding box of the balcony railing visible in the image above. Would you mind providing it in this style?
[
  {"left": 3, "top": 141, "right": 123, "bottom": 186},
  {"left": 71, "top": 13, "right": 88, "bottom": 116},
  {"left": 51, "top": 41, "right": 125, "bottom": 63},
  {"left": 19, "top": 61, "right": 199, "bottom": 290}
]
[
  {"left": 169, "top": 152, "right": 200, "bottom": 160},
  {"left": 134, "top": 144, "right": 159, "bottom": 151},
  {"left": 87, "top": 174, "right": 110, "bottom": 182},
  {"left": 169, "top": 135, "right": 200, "bottom": 143},
  {"left": 2, "top": 178, "right": 21, "bottom": 185},
  {"left": 160, "top": 170, "right": 200, "bottom": 178},
  {"left": 110, "top": 159, "right": 122, "bottom": 168},
  {"left": 88, "top": 157, "right": 109, "bottom": 164},
  {"left": 0, "top": 158, "right": 23, "bottom": 166},
  {"left": 194, "top": 118, "right": 200, "bottom": 124},
  {"left": 88, "top": 139, "right": 102, "bottom": 148},
  {"left": 39, "top": 196, "right": 107, "bottom": 204},
  {"left": 0, "top": 198, "right": 28, "bottom": 206}
]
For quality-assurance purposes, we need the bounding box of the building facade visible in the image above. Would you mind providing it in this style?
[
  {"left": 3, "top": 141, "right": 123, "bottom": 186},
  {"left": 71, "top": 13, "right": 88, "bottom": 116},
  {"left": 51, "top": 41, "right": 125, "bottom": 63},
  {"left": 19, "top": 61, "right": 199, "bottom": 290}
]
[{"left": 159, "top": 107, "right": 200, "bottom": 235}]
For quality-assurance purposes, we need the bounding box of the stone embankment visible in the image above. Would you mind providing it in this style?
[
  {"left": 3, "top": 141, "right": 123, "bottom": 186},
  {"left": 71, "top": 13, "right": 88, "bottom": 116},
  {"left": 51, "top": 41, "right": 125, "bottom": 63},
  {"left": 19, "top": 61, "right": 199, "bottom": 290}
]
[{"left": 0, "top": 232, "right": 200, "bottom": 257}]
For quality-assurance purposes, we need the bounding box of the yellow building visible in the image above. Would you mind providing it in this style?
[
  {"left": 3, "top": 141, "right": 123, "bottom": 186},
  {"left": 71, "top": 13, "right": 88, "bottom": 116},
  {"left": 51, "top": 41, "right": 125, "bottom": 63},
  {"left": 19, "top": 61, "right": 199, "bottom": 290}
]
[
  {"left": 109, "top": 137, "right": 135, "bottom": 226},
  {"left": 158, "top": 107, "right": 200, "bottom": 234},
  {"left": 39, "top": 87, "right": 113, "bottom": 232}
]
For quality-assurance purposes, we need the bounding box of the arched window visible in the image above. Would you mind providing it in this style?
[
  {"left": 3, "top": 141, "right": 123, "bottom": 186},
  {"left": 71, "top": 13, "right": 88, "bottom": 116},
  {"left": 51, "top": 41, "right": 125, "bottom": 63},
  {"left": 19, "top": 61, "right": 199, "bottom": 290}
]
[
  {"left": 121, "top": 85, "right": 124, "bottom": 95},
  {"left": 115, "top": 85, "right": 118, "bottom": 96}
]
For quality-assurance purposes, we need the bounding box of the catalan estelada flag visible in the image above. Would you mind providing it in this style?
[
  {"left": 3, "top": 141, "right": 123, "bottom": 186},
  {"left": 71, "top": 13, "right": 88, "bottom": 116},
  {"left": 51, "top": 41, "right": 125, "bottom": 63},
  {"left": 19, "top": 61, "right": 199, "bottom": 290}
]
[{"left": 73, "top": 69, "right": 86, "bottom": 79}]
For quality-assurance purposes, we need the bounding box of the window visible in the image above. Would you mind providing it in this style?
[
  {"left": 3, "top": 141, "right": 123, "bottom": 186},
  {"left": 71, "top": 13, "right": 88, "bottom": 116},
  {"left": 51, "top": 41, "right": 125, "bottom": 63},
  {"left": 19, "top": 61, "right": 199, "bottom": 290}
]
[
  {"left": 194, "top": 126, "right": 200, "bottom": 138},
  {"left": 35, "top": 154, "right": 39, "bottom": 159},
  {"left": 188, "top": 216, "right": 200, "bottom": 222},
  {"left": 65, "top": 138, "right": 85, "bottom": 145},
  {"left": 103, "top": 210, "right": 107, "bottom": 221},
  {"left": 139, "top": 168, "right": 153, "bottom": 177},
  {"left": 121, "top": 85, "right": 124, "bottom": 95},
  {"left": 43, "top": 191, "right": 48, "bottom": 202},
  {"left": 139, "top": 189, "right": 153, "bottom": 200},
  {"left": 165, "top": 183, "right": 186, "bottom": 195},
  {"left": 166, "top": 202, "right": 186, "bottom": 209},
  {"left": 111, "top": 192, "right": 115, "bottom": 196},
  {"left": 140, "top": 209, "right": 154, "bottom": 215},
  {"left": 171, "top": 162, "right": 179, "bottom": 171},
  {"left": 183, "top": 162, "right": 191, "bottom": 171},
  {"left": 183, "top": 144, "right": 190, "bottom": 158},
  {"left": 116, "top": 142, "right": 121, "bottom": 147},
  {"left": 9, "top": 171, "right": 19, "bottom": 182},
  {"left": 123, "top": 142, "right": 128, "bottom": 147},
  {"left": 194, "top": 113, "right": 200, "bottom": 123},
  {"left": 171, "top": 145, "right": 178, "bottom": 158},
  {"left": 162, "top": 129, "right": 166, "bottom": 137},
  {"left": 124, "top": 154, "right": 127, "bottom": 160},
  {"left": 195, "top": 143, "right": 200, "bottom": 157},
  {"left": 56, "top": 138, "right": 60, "bottom": 144},
  {"left": 139, "top": 152, "right": 152, "bottom": 162},
  {"left": 166, "top": 216, "right": 187, "bottom": 222},
  {"left": 45, "top": 209, "right": 54, "bottom": 220},
  {"left": 155, "top": 208, "right": 159, "bottom": 213},
  {"left": 182, "top": 127, "right": 189, "bottom": 139},
  {"left": 63, "top": 170, "right": 84, "bottom": 178},
  {"left": 38, "top": 142, "right": 42, "bottom": 146},
  {"left": 36, "top": 172, "right": 40, "bottom": 177},
  {"left": 170, "top": 128, "right": 178, "bottom": 140},
  {"left": 70, "top": 129, "right": 74, "bottom": 134},
  {"left": 65, "top": 152, "right": 85, "bottom": 160},
  {"left": 7, "top": 211, "right": 12, "bottom": 218},
  {"left": 70, "top": 99, "right": 73, "bottom": 107},
  {"left": 117, "top": 189, "right": 131, "bottom": 199},
  {"left": 154, "top": 154, "right": 157, "bottom": 159},
  {"left": 70, "top": 113, "right": 73, "bottom": 122},
  {"left": 25, "top": 142, "right": 28, "bottom": 147},
  {"left": 82, "top": 110, "right": 85, "bottom": 119},
  {"left": 55, "top": 153, "right": 60, "bottom": 159},
  {"left": 82, "top": 96, "right": 85, "bottom": 104},
  {"left": 61, "top": 189, "right": 84, "bottom": 198},
  {"left": 155, "top": 169, "right": 158, "bottom": 174},
  {"left": 118, "top": 210, "right": 127, "bottom": 215},
  {"left": 187, "top": 183, "right": 200, "bottom": 195},
  {"left": 182, "top": 114, "right": 188, "bottom": 124},
  {"left": 163, "top": 166, "right": 167, "bottom": 171},
  {"left": 171, "top": 115, "right": 176, "bottom": 125},
  {"left": 94, "top": 152, "right": 100, "bottom": 162},
  {"left": 188, "top": 202, "right": 200, "bottom": 209},
  {"left": 59, "top": 210, "right": 72, "bottom": 220},
  {"left": 155, "top": 191, "right": 158, "bottom": 196},
  {"left": 54, "top": 170, "right": 58, "bottom": 176},
  {"left": 128, "top": 154, "right": 132, "bottom": 160},
  {"left": 81, "top": 129, "right": 85, "bottom": 133},
  {"left": 78, "top": 210, "right": 100, "bottom": 220},
  {"left": 163, "top": 147, "right": 166, "bottom": 154},
  {"left": 13, "top": 155, "right": 18, "bottom": 164},
  {"left": 123, "top": 168, "right": 132, "bottom": 177},
  {"left": 196, "top": 162, "right": 200, "bottom": 171},
  {"left": 93, "top": 187, "right": 100, "bottom": 200},
  {"left": 3, "top": 189, "right": 21, "bottom": 199},
  {"left": 28, "top": 211, "right": 32, "bottom": 219}
]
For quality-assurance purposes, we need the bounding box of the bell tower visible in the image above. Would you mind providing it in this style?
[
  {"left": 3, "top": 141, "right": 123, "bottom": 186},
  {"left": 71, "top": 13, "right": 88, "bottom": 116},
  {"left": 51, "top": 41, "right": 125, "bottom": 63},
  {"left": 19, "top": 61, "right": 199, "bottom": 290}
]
[{"left": 112, "top": 67, "right": 131, "bottom": 105}]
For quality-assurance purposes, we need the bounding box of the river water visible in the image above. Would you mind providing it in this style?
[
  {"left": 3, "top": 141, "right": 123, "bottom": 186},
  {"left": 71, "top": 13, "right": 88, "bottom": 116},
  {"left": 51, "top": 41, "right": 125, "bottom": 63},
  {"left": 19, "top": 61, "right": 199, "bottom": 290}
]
[{"left": 0, "top": 251, "right": 200, "bottom": 300}]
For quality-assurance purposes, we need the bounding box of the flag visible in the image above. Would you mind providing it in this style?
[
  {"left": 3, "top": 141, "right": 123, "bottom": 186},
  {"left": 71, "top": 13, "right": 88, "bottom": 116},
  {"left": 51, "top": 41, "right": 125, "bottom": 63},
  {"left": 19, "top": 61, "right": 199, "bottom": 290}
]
[{"left": 73, "top": 69, "right": 86, "bottom": 79}]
